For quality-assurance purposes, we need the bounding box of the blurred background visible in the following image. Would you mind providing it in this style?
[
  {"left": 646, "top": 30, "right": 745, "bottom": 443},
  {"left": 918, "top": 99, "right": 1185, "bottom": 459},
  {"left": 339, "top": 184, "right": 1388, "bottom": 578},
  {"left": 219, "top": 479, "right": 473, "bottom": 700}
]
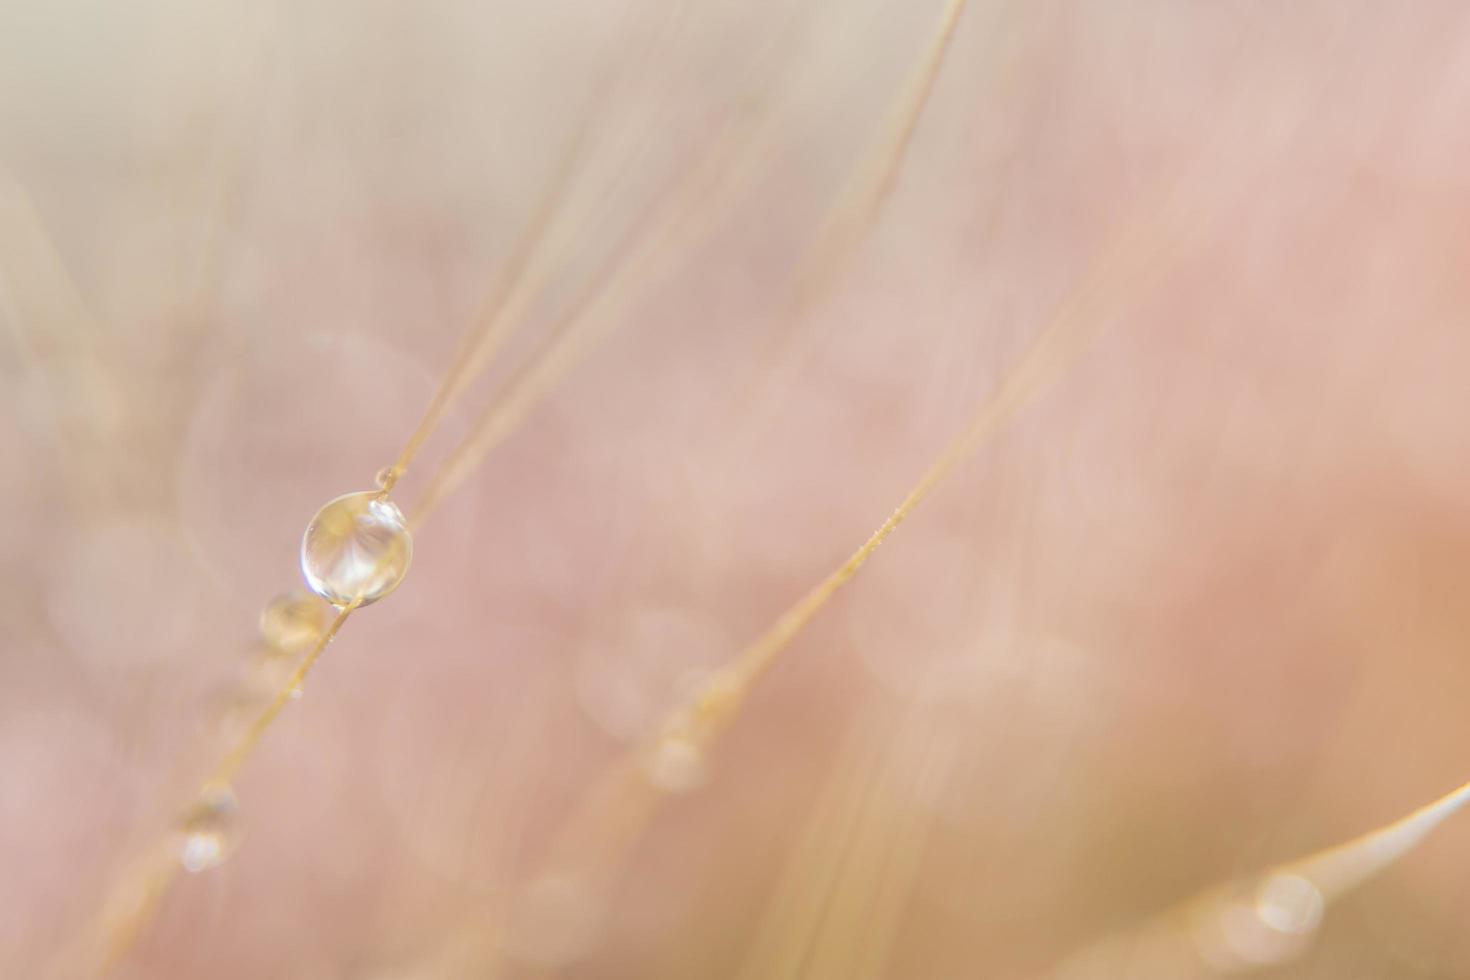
[{"left": 4, "top": 1, "right": 1470, "bottom": 977}]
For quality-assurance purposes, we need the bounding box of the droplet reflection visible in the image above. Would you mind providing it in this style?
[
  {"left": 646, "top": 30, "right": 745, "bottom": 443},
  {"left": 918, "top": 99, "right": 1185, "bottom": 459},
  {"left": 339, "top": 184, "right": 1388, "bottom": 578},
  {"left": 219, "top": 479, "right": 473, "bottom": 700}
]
[
  {"left": 258, "top": 590, "right": 328, "bottom": 654},
  {"left": 1190, "top": 873, "right": 1325, "bottom": 971},
  {"left": 175, "top": 784, "right": 240, "bottom": 873},
  {"left": 1255, "top": 873, "right": 1324, "bottom": 936},
  {"left": 642, "top": 735, "right": 707, "bottom": 793}
]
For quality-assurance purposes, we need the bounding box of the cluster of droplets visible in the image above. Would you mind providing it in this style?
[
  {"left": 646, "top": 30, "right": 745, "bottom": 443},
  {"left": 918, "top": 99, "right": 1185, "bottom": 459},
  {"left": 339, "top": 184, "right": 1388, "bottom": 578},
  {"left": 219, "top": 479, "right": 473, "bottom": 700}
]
[
  {"left": 174, "top": 590, "right": 323, "bottom": 873},
  {"left": 174, "top": 480, "right": 415, "bottom": 874}
]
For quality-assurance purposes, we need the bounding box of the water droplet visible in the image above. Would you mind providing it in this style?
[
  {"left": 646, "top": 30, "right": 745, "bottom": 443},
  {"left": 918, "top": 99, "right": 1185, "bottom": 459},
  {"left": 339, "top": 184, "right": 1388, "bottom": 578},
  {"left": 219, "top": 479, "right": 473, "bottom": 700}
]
[
  {"left": 300, "top": 491, "right": 412, "bottom": 606},
  {"left": 175, "top": 784, "right": 240, "bottom": 873},
  {"left": 1255, "top": 873, "right": 1323, "bottom": 936},
  {"left": 1190, "top": 873, "right": 1324, "bottom": 970},
  {"left": 258, "top": 590, "right": 327, "bottom": 654},
  {"left": 642, "top": 736, "right": 707, "bottom": 793},
  {"left": 374, "top": 465, "right": 399, "bottom": 491},
  {"left": 196, "top": 684, "right": 262, "bottom": 748},
  {"left": 244, "top": 648, "right": 296, "bottom": 694}
]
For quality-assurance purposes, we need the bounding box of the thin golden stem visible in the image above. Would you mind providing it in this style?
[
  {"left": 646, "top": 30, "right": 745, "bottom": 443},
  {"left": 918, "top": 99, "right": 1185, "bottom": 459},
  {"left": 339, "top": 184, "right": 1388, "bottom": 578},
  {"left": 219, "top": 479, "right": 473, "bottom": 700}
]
[
  {"left": 0, "top": 175, "right": 121, "bottom": 509},
  {"left": 53, "top": 602, "right": 361, "bottom": 979},
  {"left": 209, "top": 600, "right": 359, "bottom": 786},
  {"left": 60, "top": 13, "right": 737, "bottom": 977},
  {"left": 463, "top": 222, "right": 1111, "bottom": 975},
  {"left": 736, "top": 725, "right": 886, "bottom": 980},
  {"left": 379, "top": 121, "right": 595, "bottom": 495},
  {"left": 382, "top": 2, "right": 697, "bottom": 494},
  {"left": 716, "top": 0, "right": 993, "bottom": 471},
  {"left": 672, "top": 183, "right": 1196, "bottom": 753},
  {"left": 408, "top": 0, "right": 962, "bottom": 527},
  {"left": 795, "top": 0, "right": 970, "bottom": 304},
  {"left": 667, "top": 248, "right": 1108, "bottom": 753},
  {"left": 66, "top": 27, "right": 716, "bottom": 980},
  {"left": 1049, "top": 779, "right": 1470, "bottom": 977},
  {"left": 782, "top": 719, "right": 945, "bottom": 980},
  {"left": 404, "top": 5, "right": 835, "bottom": 522},
  {"left": 477, "top": 102, "right": 1234, "bottom": 972},
  {"left": 1282, "top": 779, "right": 1470, "bottom": 897},
  {"left": 88, "top": 849, "right": 180, "bottom": 978},
  {"left": 407, "top": 113, "right": 765, "bottom": 528}
]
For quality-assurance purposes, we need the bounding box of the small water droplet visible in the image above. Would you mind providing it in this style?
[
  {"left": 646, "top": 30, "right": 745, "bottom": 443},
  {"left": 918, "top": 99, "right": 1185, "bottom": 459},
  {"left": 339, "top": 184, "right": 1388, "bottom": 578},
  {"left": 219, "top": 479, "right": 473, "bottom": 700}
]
[
  {"left": 258, "top": 591, "right": 328, "bottom": 654},
  {"left": 196, "top": 685, "right": 262, "bottom": 746},
  {"left": 374, "top": 465, "right": 399, "bottom": 491},
  {"left": 642, "top": 736, "right": 707, "bottom": 793},
  {"left": 300, "top": 491, "right": 412, "bottom": 606},
  {"left": 243, "top": 647, "right": 295, "bottom": 692},
  {"left": 1255, "top": 873, "right": 1323, "bottom": 936},
  {"left": 1190, "top": 872, "right": 1324, "bottom": 970},
  {"left": 175, "top": 784, "right": 240, "bottom": 873}
]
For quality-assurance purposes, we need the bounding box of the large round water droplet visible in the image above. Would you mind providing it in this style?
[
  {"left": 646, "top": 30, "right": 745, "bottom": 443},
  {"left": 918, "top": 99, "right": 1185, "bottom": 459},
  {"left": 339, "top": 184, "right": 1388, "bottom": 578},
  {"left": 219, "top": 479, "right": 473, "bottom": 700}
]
[
  {"left": 300, "top": 491, "right": 412, "bottom": 606},
  {"left": 176, "top": 784, "right": 240, "bottom": 873}
]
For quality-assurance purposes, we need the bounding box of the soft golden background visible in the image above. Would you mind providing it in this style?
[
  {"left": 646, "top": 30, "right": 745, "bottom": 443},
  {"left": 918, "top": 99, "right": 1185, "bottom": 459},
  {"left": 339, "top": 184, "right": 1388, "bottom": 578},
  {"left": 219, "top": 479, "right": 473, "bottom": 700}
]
[{"left": 4, "top": 1, "right": 1470, "bottom": 977}]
